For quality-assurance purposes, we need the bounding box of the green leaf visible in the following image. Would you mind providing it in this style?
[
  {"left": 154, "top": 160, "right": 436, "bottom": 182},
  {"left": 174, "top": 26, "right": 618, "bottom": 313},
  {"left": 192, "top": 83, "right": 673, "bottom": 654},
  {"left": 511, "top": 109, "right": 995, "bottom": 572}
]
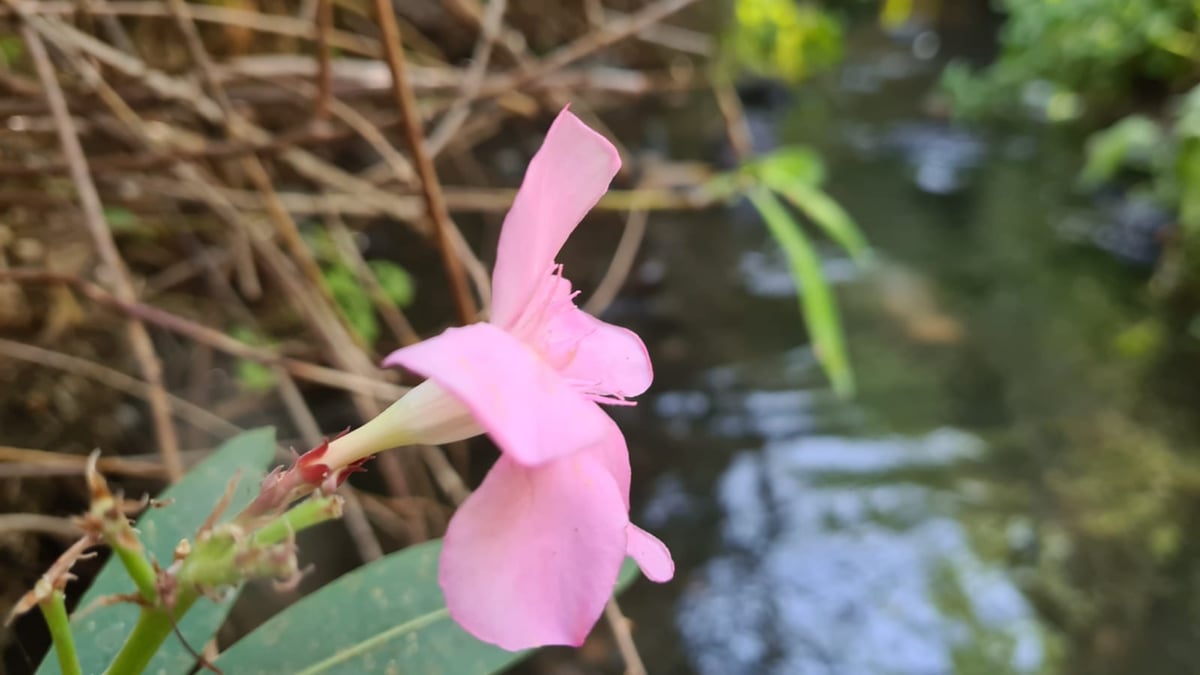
[
  {"left": 368, "top": 260, "right": 416, "bottom": 308},
  {"left": 749, "top": 146, "right": 826, "bottom": 188},
  {"left": 748, "top": 187, "right": 855, "bottom": 398},
  {"left": 215, "top": 540, "right": 643, "bottom": 675},
  {"left": 39, "top": 428, "right": 277, "bottom": 675},
  {"left": 230, "top": 326, "right": 277, "bottom": 392},
  {"left": 775, "top": 182, "right": 871, "bottom": 263},
  {"left": 1080, "top": 115, "right": 1164, "bottom": 186},
  {"left": 324, "top": 264, "right": 379, "bottom": 346}
]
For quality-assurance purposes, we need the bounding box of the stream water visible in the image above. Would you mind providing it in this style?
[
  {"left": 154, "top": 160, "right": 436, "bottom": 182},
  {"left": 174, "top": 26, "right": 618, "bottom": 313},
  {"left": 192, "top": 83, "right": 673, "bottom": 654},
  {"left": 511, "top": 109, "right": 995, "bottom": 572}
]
[{"left": 606, "top": 21, "right": 1200, "bottom": 675}]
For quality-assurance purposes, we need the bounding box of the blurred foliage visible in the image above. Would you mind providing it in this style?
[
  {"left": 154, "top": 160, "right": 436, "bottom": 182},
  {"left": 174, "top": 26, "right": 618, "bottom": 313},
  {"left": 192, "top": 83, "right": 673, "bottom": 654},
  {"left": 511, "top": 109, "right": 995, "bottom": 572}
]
[
  {"left": 304, "top": 228, "right": 415, "bottom": 347},
  {"left": 943, "top": 0, "right": 1199, "bottom": 120},
  {"left": 231, "top": 326, "right": 276, "bottom": 392},
  {"left": 1080, "top": 85, "right": 1200, "bottom": 241},
  {"left": 725, "top": 0, "right": 844, "bottom": 82}
]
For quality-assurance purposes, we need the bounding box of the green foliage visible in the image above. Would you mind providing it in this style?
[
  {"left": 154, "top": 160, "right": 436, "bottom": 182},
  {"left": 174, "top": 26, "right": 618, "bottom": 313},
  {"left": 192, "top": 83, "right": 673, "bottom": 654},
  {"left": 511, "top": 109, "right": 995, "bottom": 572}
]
[
  {"left": 1079, "top": 115, "right": 1164, "bottom": 186},
  {"left": 367, "top": 260, "right": 416, "bottom": 308},
  {"left": 0, "top": 36, "right": 22, "bottom": 66},
  {"left": 305, "top": 226, "right": 416, "bottom": 346},
  {"left": 1080, "top": 84, "right": 1200, "bottom": 238},
  {"left": 231, "top": 326, "right": 277, "bottom": 392},
  {"left": 215, "top": 541, "right": 641, "bottom": 674},
  {"left": 727, "top": 0, "right": 843, "bottom": 83},
  {"left": 38, "top": 428, "right": 277, "bottom": 675},
  {"left": 944, "top": 0, "right": 1198, "bottom": 119},
  {"left": 324, "top": 263, "right": 380, "bottom": 345}
]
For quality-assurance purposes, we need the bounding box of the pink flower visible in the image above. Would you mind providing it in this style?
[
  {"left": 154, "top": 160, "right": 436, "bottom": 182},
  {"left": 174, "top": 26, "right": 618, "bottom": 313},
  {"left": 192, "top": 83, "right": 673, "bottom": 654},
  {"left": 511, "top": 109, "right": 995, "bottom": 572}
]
[{"left": 324, "top": 108, "right": 673, "bottom": 650}]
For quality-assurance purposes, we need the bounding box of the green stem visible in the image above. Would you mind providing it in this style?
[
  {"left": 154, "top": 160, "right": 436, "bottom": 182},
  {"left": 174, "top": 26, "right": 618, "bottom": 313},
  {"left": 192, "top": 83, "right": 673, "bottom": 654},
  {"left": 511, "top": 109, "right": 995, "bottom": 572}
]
[
  {"left": 111, "top": 543, "right": 158, "bottom": 605},
  {"left": 102, "top": 590, "right": 197, "bottom": 675},
  {"left": 39, "top": 591, "right": 81, "bottom": 675},
  {"left": 251, "top": 495, "right": 340, "bottom": 546}
]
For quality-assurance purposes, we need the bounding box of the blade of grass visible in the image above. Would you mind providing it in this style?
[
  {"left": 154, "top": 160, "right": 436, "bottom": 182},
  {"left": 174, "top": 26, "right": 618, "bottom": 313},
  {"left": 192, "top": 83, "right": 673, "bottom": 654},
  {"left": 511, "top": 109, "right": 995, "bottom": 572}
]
[
  {"left": 775, "top": 182, "right": 870, "bottom": 263},
  {"left": 747, "top": 186, "right": 854, "bottom": 397}
]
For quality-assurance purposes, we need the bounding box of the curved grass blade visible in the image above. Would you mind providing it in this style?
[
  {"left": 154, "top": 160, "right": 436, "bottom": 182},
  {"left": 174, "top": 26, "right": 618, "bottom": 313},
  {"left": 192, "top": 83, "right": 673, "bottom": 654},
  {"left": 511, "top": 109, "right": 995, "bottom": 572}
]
[
  {"left": 748, "top": 187, "right": 855, "bottom": 397},
  {"left": 38, "top": 427, "right": 277, "bottom": 675},
  {"left": 775, "top": 181, "right": 870, "bottom": 263}
]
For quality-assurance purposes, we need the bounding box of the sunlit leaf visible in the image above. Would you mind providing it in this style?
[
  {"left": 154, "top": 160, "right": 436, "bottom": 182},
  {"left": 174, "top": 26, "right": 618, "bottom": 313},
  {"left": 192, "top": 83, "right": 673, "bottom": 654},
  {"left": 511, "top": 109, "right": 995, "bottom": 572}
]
[
  {"left": 751, "top": 146, "right": 826, "bottom": 188},
  {"left": 1080, "top": 115, "right": 1164, "bottom": 186},
  {"left": 748, "top": 187, "right": 854, "bottom": 397},
  {"left": 39, "top": 428, "right": 277, "bottom": 675},
  {"left": 728, "top": 0, "right": 843, "bottom": 83}
]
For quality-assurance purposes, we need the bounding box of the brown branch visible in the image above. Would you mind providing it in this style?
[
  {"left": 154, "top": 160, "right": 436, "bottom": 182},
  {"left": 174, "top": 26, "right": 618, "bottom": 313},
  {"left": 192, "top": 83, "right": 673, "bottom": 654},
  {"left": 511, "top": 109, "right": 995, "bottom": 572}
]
[
  {"left": 314, "top": 0, "right": 333, "bottom": 121},
  {"left": 373, "top": 0, "right": 476, "bottom": 325},
  {"left": 425, "top": 0, "right": 508, "bottom": 157},
  {"left": 19, "top": 21, "right": 185, "bottom": 480},
  {"left": 490, "top": 0, "right": 700, "bottom": 96},
  {"left": 0, "top": 1, "right": 381, "bottom": 56},
  {"left": 0, "top": 514, "right": 82, "bottom": 539},
  {"left": 0, "top": 271, "right": 408, "bottom": 401},
  {"left": 605, "top": 599, "right": 649, "bottom": 675},
  {"left": 584, "top": 189, "right": 650, "bottom": 315},
  {"left": 0, "top": 337, "right": 241, "bottom": 439}
]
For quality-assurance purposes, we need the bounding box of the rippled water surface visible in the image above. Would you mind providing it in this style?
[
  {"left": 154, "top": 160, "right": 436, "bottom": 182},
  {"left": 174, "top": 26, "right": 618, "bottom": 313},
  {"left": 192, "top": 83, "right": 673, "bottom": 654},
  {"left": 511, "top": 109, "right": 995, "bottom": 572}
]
[{"left": 612, "top": 24, "right": 1200, "bottom": 675}]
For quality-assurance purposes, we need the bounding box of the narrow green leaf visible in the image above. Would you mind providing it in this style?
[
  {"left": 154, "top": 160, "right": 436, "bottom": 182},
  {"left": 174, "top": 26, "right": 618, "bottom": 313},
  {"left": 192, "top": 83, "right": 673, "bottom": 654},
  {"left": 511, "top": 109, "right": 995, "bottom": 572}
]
[
  {"left": 751, "top": 146, "right": 826, "bottom": 187},
  {"left": 775, "top": 182, "right": 871, "bottom": 263},
  {"left": 748, "top": 187, "right": 855, "bottom": 397},
  {"left": 216, "top": 541, "right": 643, "bottom": 675},
  {"left": 38, "top": 428, "right": 277, "bottom": 675}
]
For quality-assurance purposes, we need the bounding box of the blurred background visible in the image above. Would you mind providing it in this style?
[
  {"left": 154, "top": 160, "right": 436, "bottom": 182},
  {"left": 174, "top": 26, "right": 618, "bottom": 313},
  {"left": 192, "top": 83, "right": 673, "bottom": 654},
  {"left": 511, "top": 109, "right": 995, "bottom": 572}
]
[{"left": 5, "top": 0, "right": 1200, "bottom": 673}]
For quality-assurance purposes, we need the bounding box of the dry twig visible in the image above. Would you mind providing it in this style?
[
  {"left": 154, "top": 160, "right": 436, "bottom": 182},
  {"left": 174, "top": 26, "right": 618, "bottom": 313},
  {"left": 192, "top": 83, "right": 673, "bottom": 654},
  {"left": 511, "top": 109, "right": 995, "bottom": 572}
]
[
  {"left": 17, "top": 20, "right": 185, "bottom": 480},
  {"left": 373, "top": 0, "right": 476, "bottom": 324}
]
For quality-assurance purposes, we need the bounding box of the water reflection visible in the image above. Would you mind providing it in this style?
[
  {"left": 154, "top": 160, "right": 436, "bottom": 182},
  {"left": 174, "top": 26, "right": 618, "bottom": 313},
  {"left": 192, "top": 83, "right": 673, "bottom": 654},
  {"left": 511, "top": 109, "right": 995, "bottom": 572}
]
[
  {"left": 616, "top": 18, "right": 1200, "bottom": 675},
  {"left": 675, "top": 430, "right": 1046, "bottom": 675}
]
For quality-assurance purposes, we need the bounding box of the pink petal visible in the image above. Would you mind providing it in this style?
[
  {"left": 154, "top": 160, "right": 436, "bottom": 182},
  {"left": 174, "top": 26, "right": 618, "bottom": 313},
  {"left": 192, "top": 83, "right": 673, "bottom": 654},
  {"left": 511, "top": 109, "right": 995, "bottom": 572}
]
[
  {"left": 383, "top": 323, "right": 611, "bottom": 466},
  {"left": 583, "top": 417, "right": 632, "bottom": 508},
  {"left": 626, "top": 523, "right": 675, "bottom": 583},
  {"left": 582, "top": 423, "right": 675, "bottom": 584},
  {"left": 544, "top": 307, "right": 653, "bottom": 399},
  {"left": 439, "top": 453, "right": 628, "bottom": 650},
  {"left": 491, "top": 109, "right": 621, "bottom": 329}
]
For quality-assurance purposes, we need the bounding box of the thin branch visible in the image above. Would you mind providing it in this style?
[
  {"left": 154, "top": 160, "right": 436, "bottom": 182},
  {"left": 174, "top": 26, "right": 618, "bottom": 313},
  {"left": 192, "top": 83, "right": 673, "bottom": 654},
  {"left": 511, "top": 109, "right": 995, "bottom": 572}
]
[
  {"left": 489, "top": 0, "right": 700, "bottom": 96},
  {"left": 584, "top": 192, "right": 649, "bottom": 315},
  {"left": 605, "top": 599, "right": 648, "bottom": 675},
  {"left": 425, "top": 0, "right": 508, "bottom": 157},
  {"left": 314, "top": 0, "right": 333, "bottom": 121},
  {"left": 0, "top": 338, "right": 240, "bottom": 439},
  {"left": 18, "top": 22, "right": 183, "bottom": 479},
  {"left": 0, "top": 271, "right": 408, "bottom": 401},
  {"left": 0, "top": 514, "right": 81, "bottom": 539},
  {"left": 373, "top": 0, "right": 476, "bottom": 325}
]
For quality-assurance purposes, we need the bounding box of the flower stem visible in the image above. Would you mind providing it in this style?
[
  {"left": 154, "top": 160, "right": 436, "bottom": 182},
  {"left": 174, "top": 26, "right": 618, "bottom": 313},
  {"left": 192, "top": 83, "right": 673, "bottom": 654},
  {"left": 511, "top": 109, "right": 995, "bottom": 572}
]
[
  {"left": 39, "top": 591, "right": 81, "bottom": 675},
  {"left": 111, "top": 541, "right": 158, "bottom": 605},
  {"left": 251, "top": 494, "right": 342, "bottom": 546},
  {"left": 102, "top": 590, "right": 197, "bottom": 675}
]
